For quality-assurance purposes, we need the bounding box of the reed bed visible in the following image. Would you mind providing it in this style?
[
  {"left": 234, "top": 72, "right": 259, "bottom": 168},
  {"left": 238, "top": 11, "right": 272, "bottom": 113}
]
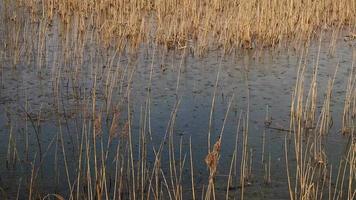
[
  {"left": 5, "top": 0, "right": 356, "bottom": 55},
  {"left": 0, "top": 1, "right": 355, "bottom": 200}
]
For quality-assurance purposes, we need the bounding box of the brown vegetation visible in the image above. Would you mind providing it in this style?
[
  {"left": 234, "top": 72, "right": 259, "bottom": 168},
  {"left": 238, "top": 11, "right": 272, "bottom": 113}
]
[{"left": 6, "top": 0, "right": 356, "bottom": 55}]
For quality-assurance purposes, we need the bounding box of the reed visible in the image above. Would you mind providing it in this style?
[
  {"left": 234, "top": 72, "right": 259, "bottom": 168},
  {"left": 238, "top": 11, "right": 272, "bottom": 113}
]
[
  {"left": 1, "top": 1, "right": 355, "bottom": 200},
  {"left": 285, "top": 46, "right": 355, "bottom": 200},
  {"left": 14, "top": 0, "right": 356, "bottom": 55},
  {"left": 342, "top": 53, "right": 356, "bottom": 135}
]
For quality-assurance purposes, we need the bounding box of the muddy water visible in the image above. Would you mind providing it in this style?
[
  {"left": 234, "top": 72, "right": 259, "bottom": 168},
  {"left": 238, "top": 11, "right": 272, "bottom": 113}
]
[{"left": 0, "top": 13, "right": 355, "bottom": 199}]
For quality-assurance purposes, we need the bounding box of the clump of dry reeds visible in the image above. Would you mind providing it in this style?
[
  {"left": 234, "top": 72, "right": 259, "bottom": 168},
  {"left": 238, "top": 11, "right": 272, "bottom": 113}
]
[
  {"left": 285, "top": 46, "right": 356, "bottom": 200},
  {"left": 13, "top": 0, "right": 356, "bottom": 55}
]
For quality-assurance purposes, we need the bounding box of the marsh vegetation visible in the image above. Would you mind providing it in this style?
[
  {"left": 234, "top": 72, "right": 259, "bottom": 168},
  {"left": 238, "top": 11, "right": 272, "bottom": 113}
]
[{"left": 0, "top": 0, "right": 355, "bottom": 200}]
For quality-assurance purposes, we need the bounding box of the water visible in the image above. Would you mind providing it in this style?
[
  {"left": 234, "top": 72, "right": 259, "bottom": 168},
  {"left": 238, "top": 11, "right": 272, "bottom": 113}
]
[{"left": 0, "top": 6, "right": 355, "bottom": 200}]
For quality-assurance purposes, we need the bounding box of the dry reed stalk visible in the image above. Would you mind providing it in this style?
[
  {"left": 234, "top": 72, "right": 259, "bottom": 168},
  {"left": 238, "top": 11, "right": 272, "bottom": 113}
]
[
  {"left": 261, "top": 128, "right": 266, "bottom": 164},
  {"left": 208, "top": 58, "right": 222, "bottom": 154},
  {"left": 263, "top": 153, "right": 272, "bottom": 185},
  {"left": 112, "top": 141, "right": 122, "bottom": 200},
  {"left": 239, "top": 70, "right": 251, "bottom": 200},
  {"left": 285, "top": 135, "right": 294, "bottom": 200},
  {"left": 205, "top": 94, "right": 234, "bottom": 200},
  {"left": 6, "top": 120, "right": 18, "bottom": 169},
  {"left": 76, "top": 111, "right": 86, "bottom": 200},
  {"left": 332, "top": 134, "right": 355, "bottom": 200},
  {"left": 168, "top": 123, "right": 178, "bottom": 199},
  {"left": 23, "top": 99, "right": 29, "bottom": 162},
  {"left": 15, "top": 178, "right": 21, "bottom": 200},
  {"left": 138, "top": 105, "right": 148, "bottom": 200},
  {"left": 189, "top": 137, "right": 196, "bottom": 200},
  {"left": 286, "top": 47, "right": 351, "bottom": 200},
  {"left": 161, "top": 169, "right": 173, "bottom": 200},
  {"left": 58, "top": 118, "right": 73, "bottom": 198},
  {"left": 145, "top": 99, "right": 181, "bottom": 200},
  {"left": 91, "top": 65, "right": 99, "bottom": 198},
  {"left": 126, "top": 66, "right": 137, "bottom": 200},
  {"left": 225, "top": 151, "right": 236, "bottom": 200},
  {"left": 29, "top": 135, "right": 58, "bottom": 199},
  {"left": 28, "top": 155, "right": 36, "bottom": 200},
  {"left": 342, "top": 55, "right": 356, "bottom": 135},
  {"left": 178, "top": 138, "right": 187, "bottom": 200}
]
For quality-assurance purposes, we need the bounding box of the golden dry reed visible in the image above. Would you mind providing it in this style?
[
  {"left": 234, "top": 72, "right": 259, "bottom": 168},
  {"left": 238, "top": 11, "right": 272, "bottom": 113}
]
[
  {"left": 1, "top": 1, "right": 355, "bottom": 200},
  {"left": 13, "top": 0, "right": 356, "bottom": 55},
  {"left": 285, "top": 46, "right": 355, "bottom": 200}
]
